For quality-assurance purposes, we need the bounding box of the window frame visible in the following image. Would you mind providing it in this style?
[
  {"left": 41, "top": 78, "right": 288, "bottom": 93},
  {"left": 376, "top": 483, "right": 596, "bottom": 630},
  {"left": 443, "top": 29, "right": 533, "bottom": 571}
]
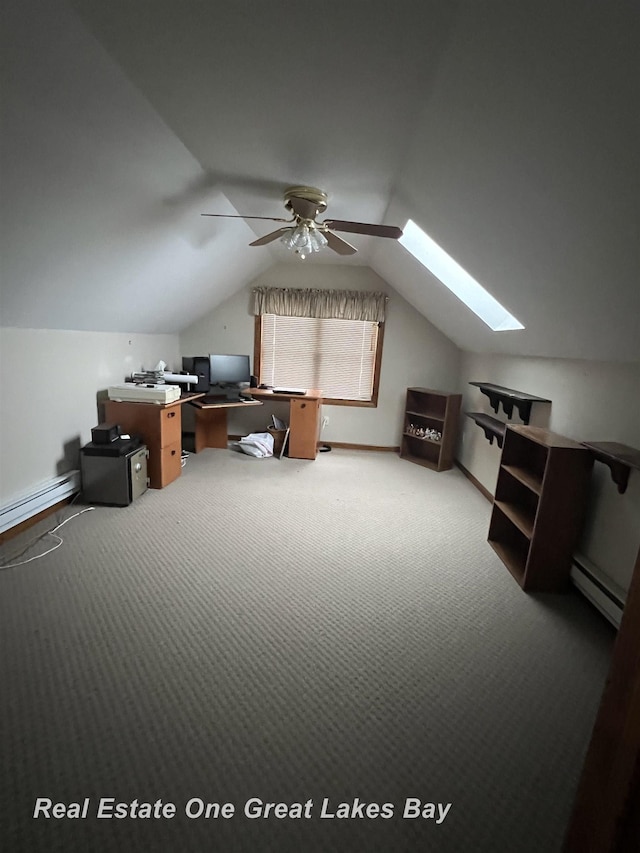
[{"left": 253, "top": 315, "right": 385, "bottom": 408}]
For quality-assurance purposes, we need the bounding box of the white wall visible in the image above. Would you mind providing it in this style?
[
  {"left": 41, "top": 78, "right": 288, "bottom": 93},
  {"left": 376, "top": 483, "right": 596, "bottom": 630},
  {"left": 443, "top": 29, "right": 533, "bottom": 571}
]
[
  {"left": 179, "top": 264, "right": 461, "bottom": 446},
  {"left": 458, "top": 352, "right": 640, "bottom": 592},
  {"left": 0, "top": 328, "right": 179, "bottom": 504}
]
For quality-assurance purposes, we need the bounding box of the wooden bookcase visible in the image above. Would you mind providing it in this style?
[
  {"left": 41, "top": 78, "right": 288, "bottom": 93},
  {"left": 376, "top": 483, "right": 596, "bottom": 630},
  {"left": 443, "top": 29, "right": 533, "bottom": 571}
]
[
  {"left": 400, "top": 388, "right": 462, "bottom": 472},
  {"left": 488, "top": 425, "right": 593, "bottom": 592}
]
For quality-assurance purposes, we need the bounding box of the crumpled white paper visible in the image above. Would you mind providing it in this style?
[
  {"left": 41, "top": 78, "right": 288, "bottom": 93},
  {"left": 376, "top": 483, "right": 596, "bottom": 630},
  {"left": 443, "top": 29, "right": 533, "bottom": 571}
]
[{"left": 235, "top": 432, "right": 274, "bottom": 458}]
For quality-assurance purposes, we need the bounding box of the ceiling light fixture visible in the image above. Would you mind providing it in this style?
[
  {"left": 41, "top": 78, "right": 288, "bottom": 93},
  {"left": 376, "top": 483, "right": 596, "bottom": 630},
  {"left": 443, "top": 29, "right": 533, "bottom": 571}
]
[{"left": 280, "top": 222, "right": 328, "bottom": 259}]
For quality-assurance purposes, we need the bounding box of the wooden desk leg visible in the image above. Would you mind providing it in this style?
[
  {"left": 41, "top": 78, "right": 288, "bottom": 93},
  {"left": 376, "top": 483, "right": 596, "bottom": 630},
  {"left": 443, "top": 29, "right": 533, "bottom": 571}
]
[
  {"left": 194, "top": 408, "right": 229, "bottom": 451},
  {"left": 288, "top": 398, "right": 321, "bottom": 460}
]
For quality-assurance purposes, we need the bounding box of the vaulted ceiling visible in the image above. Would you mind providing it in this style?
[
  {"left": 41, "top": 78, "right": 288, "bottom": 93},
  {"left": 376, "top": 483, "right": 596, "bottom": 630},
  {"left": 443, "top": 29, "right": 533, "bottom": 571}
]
[{"left": 1, "top": 0, "right": 639, "bottom": 360}]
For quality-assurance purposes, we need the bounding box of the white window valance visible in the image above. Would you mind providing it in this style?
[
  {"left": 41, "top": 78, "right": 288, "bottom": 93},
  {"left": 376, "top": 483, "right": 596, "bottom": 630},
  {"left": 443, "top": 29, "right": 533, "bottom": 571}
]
[{"left": 252, "top": 287, "right": 387, "bottom": 323}]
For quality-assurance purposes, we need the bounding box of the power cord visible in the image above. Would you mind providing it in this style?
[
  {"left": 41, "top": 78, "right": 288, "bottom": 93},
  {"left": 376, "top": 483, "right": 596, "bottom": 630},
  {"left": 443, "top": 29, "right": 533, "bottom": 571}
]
[{"left": 0, "top": 506, "right": 95, "bottom": 571}]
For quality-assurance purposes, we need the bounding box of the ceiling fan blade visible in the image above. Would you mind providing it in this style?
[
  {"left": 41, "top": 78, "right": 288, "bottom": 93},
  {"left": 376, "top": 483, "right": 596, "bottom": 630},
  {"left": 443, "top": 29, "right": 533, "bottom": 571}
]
[
  {"left": 324, "top": 230, "right": 358, "bottom": 256},
  {"left": 249, "top": 227, "right": 291, "bottom": 246},
  {"left": 323, "top": 219, "right": 403, "bottom": 239},
  {"left": 201, "top": 213, "right": 291, "bottom": 222}
]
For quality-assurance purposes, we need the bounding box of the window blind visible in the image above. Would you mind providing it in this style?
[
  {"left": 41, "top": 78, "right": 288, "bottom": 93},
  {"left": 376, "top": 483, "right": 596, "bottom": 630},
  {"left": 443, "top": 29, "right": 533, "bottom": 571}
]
[{"left": 260, "top": 314, "right": 379, "bottom": 401}]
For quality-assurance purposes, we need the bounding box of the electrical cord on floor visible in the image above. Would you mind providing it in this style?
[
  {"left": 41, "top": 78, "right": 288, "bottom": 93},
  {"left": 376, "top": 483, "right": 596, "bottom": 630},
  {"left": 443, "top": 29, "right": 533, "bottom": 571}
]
[{"left": 0, "top": 506, "right": 95, "bottom": 571}]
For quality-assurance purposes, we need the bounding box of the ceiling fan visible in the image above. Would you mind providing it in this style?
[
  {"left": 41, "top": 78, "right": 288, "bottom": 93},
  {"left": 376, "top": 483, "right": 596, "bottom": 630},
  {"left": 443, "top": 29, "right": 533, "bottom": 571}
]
[{"left": 201, "top": 186, "right": 403, "bottom": 258}]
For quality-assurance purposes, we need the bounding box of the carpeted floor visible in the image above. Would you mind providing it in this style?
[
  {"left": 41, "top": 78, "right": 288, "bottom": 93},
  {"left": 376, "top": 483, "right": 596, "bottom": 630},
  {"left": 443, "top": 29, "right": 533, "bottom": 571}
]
[{"left": 0, "top": 448, "right": 614, "bottom": 852}]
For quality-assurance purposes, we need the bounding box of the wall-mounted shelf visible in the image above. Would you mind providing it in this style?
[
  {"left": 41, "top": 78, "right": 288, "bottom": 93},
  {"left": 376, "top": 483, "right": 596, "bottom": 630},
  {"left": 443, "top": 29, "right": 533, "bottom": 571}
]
[
  {"left": 466, "top": 412, "right": 507, "bottom": 448},
  {"left": 469, "top": 382, "right": 551, "bottom": 424},
  {"left": 581, "top": 441, "right": 640, "bottom": 494}
]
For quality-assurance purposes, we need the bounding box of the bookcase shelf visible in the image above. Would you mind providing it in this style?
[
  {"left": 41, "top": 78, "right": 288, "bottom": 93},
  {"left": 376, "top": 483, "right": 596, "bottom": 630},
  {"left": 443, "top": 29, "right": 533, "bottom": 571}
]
[
  {"left": 402, "top": 432, "right": 442, "bottom": 447},
  {"left": 400, "top": 388, "right": 462, "bottom": 472},
  {"left": 406, "top": 409, "right": 445, "bottom": 422},
  {"left": 489, "top": 536, "right": 528, "bottom": 585},
  {"left": 488, "top": 425, "right": 593, "bottom": 592},
  {"left": 494, "top": 499, "right": 535, "bottom": 539},
  {"left": 500, "top": 464, "right": 543, "bottom": 495}
]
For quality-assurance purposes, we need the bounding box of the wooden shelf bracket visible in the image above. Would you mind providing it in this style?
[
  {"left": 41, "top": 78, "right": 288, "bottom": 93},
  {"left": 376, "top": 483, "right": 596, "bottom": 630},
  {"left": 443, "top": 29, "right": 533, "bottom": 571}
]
[
  {"left": 469, "top": 382, "right": 551, "bottom": 425},
  {"left": 581, "top": 441, "right": 640, "bottom": 494},
  {"left": 466, "top": 412, "right": 506, "bottom": 448}
]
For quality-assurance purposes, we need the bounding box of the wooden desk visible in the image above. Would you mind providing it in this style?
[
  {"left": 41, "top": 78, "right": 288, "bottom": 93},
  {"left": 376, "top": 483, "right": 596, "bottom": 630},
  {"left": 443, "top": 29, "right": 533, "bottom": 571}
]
[
  {"left": 192, "top": 389, "right": 323, "bottom": 460},
  {"left": 104, "top": 393, "right": 203, "bottom": 489},
  {"left": 190, "top": 399, "right": 263, "bottom": 453},
  {"left": 248, "top": 389, "right": 323, "bottom": 460}
]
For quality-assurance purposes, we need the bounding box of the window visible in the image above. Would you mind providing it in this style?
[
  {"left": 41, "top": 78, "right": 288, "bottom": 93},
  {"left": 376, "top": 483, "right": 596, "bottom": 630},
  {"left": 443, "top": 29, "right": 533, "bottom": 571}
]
[
  {"left": 255, "top": 314, "right": 384, "bottom": 406},
  {"left": 399, "top": 219, "right": 525, "bottom": 331}
]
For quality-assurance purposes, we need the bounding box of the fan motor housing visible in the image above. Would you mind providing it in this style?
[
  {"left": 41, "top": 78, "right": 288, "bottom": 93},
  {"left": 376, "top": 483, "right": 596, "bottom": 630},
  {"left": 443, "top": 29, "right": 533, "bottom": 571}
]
[{"left": 284, "top": 186, "right": 328, "bottom": 216}]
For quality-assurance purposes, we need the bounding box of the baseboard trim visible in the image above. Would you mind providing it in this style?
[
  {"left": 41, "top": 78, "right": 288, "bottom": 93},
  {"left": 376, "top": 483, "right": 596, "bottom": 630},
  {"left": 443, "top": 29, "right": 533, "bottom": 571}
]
[
  {"left": 187, "top": 436, "right": 399, "bottom": 454},
  {"left": 0, "top": 497, "right": 75, "bottom": 544},
  {"left": 455, "top": 460, "right": 494, "bottom": 503},
  {"left": 1, "top": 470, "right": 81, "bottom": 535},
  {"left": 571, "top": 554, "right": 625, "bottom": 628},
  {"left": 320, "top": 442, "right": 400, "bottom": 453}
]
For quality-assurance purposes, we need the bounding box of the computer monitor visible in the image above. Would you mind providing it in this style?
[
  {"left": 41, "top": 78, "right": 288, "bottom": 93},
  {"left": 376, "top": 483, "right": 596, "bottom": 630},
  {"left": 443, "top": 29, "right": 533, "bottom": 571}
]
[{"left": 208, "top": 354, "right": 251, "bottom": 401}]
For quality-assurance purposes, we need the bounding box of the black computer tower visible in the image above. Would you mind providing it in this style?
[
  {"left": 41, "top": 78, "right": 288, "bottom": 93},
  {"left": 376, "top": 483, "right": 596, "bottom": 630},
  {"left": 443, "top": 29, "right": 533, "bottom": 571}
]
[{"left": 181, "top": 356, "right": 210, "bottom": 392}]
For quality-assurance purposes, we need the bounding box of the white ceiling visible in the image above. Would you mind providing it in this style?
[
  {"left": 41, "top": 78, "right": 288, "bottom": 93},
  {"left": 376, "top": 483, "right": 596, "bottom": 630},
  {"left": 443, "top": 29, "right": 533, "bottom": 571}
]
[{"left": 1, "top": 0, "right": 639, "bottom": 360}]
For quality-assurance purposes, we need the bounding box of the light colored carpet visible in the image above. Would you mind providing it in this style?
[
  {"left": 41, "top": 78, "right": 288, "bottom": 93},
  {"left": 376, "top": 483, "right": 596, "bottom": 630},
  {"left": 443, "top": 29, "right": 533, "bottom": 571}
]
[{"left": 0, "top": 448, "right": 614, "bottom": 852}]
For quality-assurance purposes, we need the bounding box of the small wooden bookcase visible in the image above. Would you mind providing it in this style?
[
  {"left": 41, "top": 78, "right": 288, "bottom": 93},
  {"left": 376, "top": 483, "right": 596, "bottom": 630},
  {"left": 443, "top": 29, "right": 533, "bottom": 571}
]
[
  {"left": 400, "top": 388, "right": 462, "bottom": 472},
  {"left": 488, "top": 425, "right": 593, "bottom": 592}
]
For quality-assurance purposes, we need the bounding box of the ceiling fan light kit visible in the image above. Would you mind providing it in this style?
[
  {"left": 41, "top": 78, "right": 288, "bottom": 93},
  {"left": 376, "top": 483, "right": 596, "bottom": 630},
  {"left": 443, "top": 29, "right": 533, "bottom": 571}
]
[
  {"left": 201, "top": 185, "right": 402, "bottom": 258},
  {"left": 280, "top": 222, "right": 328, "bottom": 259}
]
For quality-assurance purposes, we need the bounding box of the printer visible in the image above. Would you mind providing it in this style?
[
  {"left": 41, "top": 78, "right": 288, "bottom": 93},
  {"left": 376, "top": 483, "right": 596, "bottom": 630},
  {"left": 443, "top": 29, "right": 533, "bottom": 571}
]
[{"left": 107, "top": 383, "right": 182, "bottom": 404}]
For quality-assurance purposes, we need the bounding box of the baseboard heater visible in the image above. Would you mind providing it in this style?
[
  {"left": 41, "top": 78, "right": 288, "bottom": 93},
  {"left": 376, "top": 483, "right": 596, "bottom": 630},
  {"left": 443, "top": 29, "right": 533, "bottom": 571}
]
[
  {"left": 0, "top": 470, "right": 81, "bottom": 534},
  {"left": 570, "top": 553, "right": 626, "bottom": 629}
]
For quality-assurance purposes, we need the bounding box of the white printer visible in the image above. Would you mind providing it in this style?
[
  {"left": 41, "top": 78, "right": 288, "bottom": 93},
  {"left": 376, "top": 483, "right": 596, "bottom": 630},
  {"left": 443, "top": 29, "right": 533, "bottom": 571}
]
[{"left": 107, "top": 383, "right": 182, "bottom": 404}]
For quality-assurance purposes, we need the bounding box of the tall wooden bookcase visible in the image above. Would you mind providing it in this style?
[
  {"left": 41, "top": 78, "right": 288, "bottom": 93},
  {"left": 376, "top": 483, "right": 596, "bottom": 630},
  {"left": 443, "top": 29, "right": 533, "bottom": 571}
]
[
  {"left": 488, "top": 425, "right": 593, "bottom": 592},
  {"left": 400, "top": 388, "right": 462, "bottom": 472}
]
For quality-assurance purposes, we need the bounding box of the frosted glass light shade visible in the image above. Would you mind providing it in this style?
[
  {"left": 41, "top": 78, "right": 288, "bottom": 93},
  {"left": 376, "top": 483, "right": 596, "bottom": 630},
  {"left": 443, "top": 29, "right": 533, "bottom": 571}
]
[{"left": 281, "top": 223, "right": 328, "bottom": 258}]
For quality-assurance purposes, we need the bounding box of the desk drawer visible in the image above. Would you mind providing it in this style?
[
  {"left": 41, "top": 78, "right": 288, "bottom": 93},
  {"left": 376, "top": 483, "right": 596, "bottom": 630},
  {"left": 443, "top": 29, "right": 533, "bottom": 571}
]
[
  {"left": 148, "top": 440, "right": 181, "bottom": 488},
  {"left": 104, "top": 400, "right": 181, "bottom": 448},
  {"left": 289, "top": 397, "right": 321, "bottom": 459},
  {"left": 158, "top": 407, "right": 181, "bottom": 447}
]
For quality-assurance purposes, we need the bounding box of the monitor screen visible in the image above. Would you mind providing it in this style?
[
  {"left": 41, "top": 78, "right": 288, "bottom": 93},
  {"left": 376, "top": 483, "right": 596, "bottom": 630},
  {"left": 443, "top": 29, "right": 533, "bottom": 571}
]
[{"left": 208, "top": 354, "right": 251, "bottom": 386}]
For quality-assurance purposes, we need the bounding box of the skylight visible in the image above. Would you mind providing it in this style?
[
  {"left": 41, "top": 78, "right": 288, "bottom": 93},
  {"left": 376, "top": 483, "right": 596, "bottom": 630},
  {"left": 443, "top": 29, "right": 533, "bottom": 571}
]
[{"left": 399, "top": 219, "right": 524, "bottom": 331}]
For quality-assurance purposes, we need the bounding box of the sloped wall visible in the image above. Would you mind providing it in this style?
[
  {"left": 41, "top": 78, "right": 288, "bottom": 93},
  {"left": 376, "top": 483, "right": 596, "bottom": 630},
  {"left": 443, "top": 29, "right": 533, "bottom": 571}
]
[
  {"left": 1, "top": 0, "right": 269, "bottom": 336},
  {"left": 383, "top": 0, "right": 640, "bottom": 361}
]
